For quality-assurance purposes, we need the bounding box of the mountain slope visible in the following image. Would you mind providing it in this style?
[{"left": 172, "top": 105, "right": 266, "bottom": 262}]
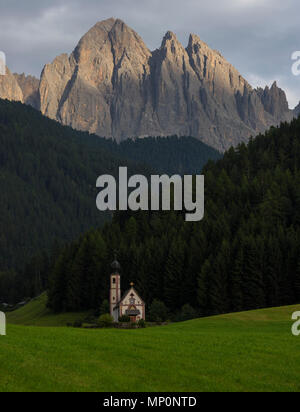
[
  {"left": 98, "top": 135, "right": 221, "bottom": 175},
  {"left": 0, "top": 19, "right": 297, "bottom": 151},
  {"left": 0, "top": 99, "right": 220, "bottom": 273},
  {"left": 47, "top": 116, "right": 300, "bottom": 316},
  {"left": 0, "top": 99, "right": 144, "bottom": 271},
  {"left": 37, "top": 18, "right": 295, "bottom": 151},
  {"left": 0, "top": 67, "right": 23, "bottom": 102},
  {"left": 14, "top": 73, "right": 40, "bottom": 109},
  {"left": 6, "top": 293, "right": 89, "bottom": 327}
]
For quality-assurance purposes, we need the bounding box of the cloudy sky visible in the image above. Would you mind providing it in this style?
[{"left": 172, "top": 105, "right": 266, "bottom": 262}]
[{"left": 0, "top": 0, "right": 300, "bottom": 107}]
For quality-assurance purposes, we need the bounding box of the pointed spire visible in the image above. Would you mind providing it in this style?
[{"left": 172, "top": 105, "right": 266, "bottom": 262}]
[
  {"left": 111, "top": 250, "right": 121, "bottom": 272},
  {"left": 161, "top": 30, "right": 180, "bottom": 49},
  {"left": 188, "top": 33, "right": 206, "bottom": 48}
]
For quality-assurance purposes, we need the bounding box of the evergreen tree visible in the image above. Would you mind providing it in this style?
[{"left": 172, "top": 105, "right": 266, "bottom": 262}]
[{"left": 242, "top": 236, "right": 265, "bottom": 310}]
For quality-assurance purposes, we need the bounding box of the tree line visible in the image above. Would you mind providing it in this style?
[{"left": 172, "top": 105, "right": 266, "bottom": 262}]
[
  {"left": 45, "top": 117, "right": 300, "bottom": 317},
  {"left": 0, "top": 99, "right": 219, "bottom": 276}
]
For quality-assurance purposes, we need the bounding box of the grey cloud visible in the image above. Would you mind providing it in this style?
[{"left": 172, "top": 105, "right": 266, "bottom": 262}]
[{"left": 0, "top": 0, "right": 299, "bottom": 107}]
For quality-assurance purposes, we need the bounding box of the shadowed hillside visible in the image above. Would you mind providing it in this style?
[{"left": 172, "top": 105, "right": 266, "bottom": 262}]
[
  {"left": 46, "top": 116, "right": 300, "bottom": 318},
  {"left": 0, "top": 99, "right": 220, "bottom": 300}
]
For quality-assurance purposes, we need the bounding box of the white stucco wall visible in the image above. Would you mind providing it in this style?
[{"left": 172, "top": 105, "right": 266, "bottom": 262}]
[{"left": 119, "top": 287, "right": 145, "bottom": 321}]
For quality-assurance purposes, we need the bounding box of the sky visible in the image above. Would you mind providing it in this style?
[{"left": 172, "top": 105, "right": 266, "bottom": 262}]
[{"left": 0, "top": 0, "right": 300, "bottom": 108}]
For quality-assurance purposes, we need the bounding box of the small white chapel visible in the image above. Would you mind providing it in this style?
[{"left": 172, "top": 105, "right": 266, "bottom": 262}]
[{"left": 109, "top": 258, "right": 146, "bottom": 322}]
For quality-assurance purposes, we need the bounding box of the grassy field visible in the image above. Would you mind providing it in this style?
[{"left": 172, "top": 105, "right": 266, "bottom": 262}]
[
  {"left": 1, "top": 300, "right": 300, "bottom": 392},
  {"left": 7, "top": 293, "right": 89, "bottom": 327}
]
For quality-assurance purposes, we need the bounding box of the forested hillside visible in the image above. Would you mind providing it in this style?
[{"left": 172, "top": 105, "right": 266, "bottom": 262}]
[
  {"left": 0, "top": 99, "right": 146, "bottom": 273},
  {"left": 103, "top": 136, "right": 221, "bottom": 175},
  {"left": 0, "top": 99, "right": 220, "bottom": 301},
  {"left": 46, "top": 117, "right": 300, "bottom": 318}
]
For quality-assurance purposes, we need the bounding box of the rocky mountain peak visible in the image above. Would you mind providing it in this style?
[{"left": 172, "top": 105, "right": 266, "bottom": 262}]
[
  {"left": 84, "top": 17, "right": 117, "bottom": 38},
  {"left": 161, "top": 31, "right": 183, "bottom": 53},
  {"left": 0, "top": 67, "right": 23, "bottom": 102},
  {"left": 162, "top": 30, "right": 177, "bottom": 42},
  {"left": 109, "top": 18, "right": 151, "bottom": 60},
  {"left": 257, "top": 81, "right": 290, "bottom": 119},
  {"left": 14, "top": 73, "right": 40, "bottom": 109},
  {"left": 294, "top": 102, "right": 300, "bottom": 117},
  {"left": 0, "top": 18, "right": 296, "bottom": 152},
  {"left": 95, "top": 17, "right": 117, "bottom": 29},
  {"left": 36, "top": 19, "right": 296, "bottom": 151},
  {"left": 187, "top": 34, "right": 210, "bottom": 54}
]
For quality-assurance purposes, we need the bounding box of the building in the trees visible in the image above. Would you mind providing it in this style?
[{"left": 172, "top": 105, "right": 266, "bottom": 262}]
[{"left": 110, "top": 258, "right": 145, "bottom": 322}]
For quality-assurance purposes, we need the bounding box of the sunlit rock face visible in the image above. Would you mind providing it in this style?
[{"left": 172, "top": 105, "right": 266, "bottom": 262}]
[
  {"left": 14, "top": 73, "right": 40, "bottom": 109},
  {"left": 4, "top": 18, "right": 296, "bottom": 152},
  {"left": 0, "top": 67, "right": 24, "bottom": 102}
]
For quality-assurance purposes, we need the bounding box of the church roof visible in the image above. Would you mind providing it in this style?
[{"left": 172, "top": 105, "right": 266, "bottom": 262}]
[
  {"left": 114, "top": 286, "right": 145, "bottom": 309},
  {"left": 111, "top": 251, "right": 121, "bottom": 272},
  {"left": 119, "top": 289, "right": 131, "bottom": 303},
  {"left": 111, "top": 259, "right": 121, "bottom": 272}
]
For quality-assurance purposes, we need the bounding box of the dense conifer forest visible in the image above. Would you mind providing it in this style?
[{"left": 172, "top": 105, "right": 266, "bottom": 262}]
[
  {"left": 2, "top": 100, "right": 300, "bottom": 316},
  {"left": 44, "top": 117, "right": 300, "bottom": 318},
  {"left": 105, "top": 136, "right": 221, "bottom": 175},
  {"left": 0, "top": 99, "right": 220, "bottom": 303}
]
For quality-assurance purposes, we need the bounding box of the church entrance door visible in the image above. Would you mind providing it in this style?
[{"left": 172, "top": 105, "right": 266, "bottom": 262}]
[{"left": 130, "top": 316, "right": 136, "bottom": 323}]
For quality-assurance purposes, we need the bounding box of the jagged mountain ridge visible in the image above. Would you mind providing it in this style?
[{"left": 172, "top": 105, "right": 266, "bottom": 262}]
[
  {"left": 0, "top": 18, "right": 299, "bottom": 151},
  {"left": 14, "top": 73, "right": 40, "bottom": 109},
  {"left": 0, "top": 67, "right": 23, "bottom": 102}
]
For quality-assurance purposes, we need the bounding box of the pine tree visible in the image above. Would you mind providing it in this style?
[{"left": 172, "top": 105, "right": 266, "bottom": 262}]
[
  {"left": 294, "top": 260, "right": 300, "bottom": 302},
  {"left": 230, "top": 247, "right": 244, "bottom": 312},
  {"left": 164, "top": 238, "right": 186, "bottom": 311},
  {"left": 242, "top": 236, "right": 265, "bottom": 310},
  {"left": 197, "top": 259, "right": 210, "bottom": 316}
]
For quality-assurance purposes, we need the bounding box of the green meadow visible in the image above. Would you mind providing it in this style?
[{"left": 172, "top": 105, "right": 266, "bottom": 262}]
[
  {"left": 1, "top": 299, "right": 300, "bottom": 392},
  {"left": 6, "top": 293, "right": 89, "bottom": 327}
]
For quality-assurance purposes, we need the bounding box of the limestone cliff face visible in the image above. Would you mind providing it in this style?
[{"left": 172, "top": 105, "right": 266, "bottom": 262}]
[
  {"left": 0, "top": 67, "right": 23, "bottom": 102},
  {"left": 14, "top": 73, "right": 40, "bottom": 109},
  {"left": 36, "top": 18, "right": 296, "bottom": 151},
  {"left": 0, "top": 70, "right": 40, "bottom": 107},
  {"left": 294, "top": 102, "right": 300, "bottom": 117},
  {"left": 39, "top": 18, "right": 153, "bottom": 139}
]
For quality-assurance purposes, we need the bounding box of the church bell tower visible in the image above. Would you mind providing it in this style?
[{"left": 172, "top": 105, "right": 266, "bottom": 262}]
[{"left": 110, "top": 256, "right": 121, "bottom": 320}]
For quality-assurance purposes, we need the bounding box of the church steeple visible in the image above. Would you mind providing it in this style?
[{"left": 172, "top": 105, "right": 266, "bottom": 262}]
[
  {"left": 110, "top": 252, "right": 121, "bottom": 321},
  {"left": 111, "top": 250, "right": 121, "bottom": 273}
]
